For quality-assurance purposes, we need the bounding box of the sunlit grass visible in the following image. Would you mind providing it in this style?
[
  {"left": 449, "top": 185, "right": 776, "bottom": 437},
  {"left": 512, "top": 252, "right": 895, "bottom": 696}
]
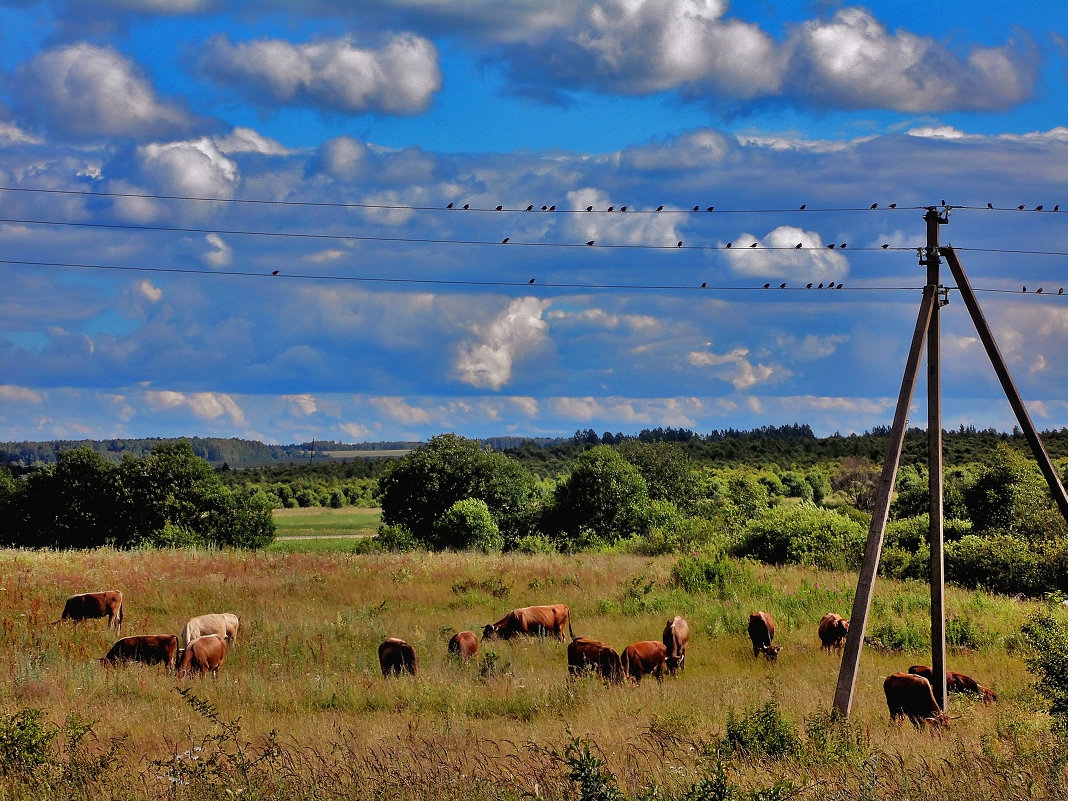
[
  {"left": 0, "top": 547, "right": 1062, "bottom": 799},
  {"left": 272, "top": 506, "right": 381, "bottom": 537}
]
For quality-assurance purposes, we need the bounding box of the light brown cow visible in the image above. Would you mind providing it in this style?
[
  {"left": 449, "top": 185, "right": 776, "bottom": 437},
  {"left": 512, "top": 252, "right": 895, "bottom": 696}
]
[
  {"left": 567, "top": 637, "right": 623, "bottom": 685},
  {"left": 818, "top": 613, "right": 850, "bottom": 652},
  {"left": 56, "top": 591, "right": 124, "bottom": 634},
  {"left": 180, "top": 613, "right": 240, "bottom": 648},
  {"left": 663, "top": 615, "right": 689, "bottom": 675},
  {"left": 176, "top": 634, "right": 228, "bottom": 678},
  {"left": 908, "top": 664, "right": 997, "bottom": 703},
  {"left": 448, "top": 630, "right": 479, "bottom": 660},
  {"left": 748, "top": 611, "right": 781, "bottom": 660},
  {"left": 379, "top": 638, "right": 418, "bottom": 676},
  {"left": 482, "top": 604, "right": 570, "bottom": 640},
  {"left": 621, "top": 641, "right": 667, "bottom": 684},
  {"left": 100, "top": 634, "right": 179, "bottom": 671},
  {"left": 884, "top": 672, "right": 948, "bottom": 726}
]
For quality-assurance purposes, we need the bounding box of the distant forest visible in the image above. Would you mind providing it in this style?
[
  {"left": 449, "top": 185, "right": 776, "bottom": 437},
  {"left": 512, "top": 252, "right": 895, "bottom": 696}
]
[{"left": 4, "top": 423, "right": 1068, "bottom": 475}]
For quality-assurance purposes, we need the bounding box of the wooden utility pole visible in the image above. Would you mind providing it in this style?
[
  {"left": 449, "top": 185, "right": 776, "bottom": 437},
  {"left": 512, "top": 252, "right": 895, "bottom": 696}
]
[
  {"left": 833, "top": 212, "right": 1068, "bottom": 720},
  {"left": 832, "top": 284, "right": 937, "bottom": 718},
  {"left": 924, "top": 209, "right": 948, "bottom": 711}
]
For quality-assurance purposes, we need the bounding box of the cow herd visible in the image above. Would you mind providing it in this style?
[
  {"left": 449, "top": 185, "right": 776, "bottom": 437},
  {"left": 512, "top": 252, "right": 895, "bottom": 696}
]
[
  {"left": 53, "top": 590, "right": 238, "bottom": 678},
  {"left": 54, "top": 590, "right": 995, "bottom": 726}
]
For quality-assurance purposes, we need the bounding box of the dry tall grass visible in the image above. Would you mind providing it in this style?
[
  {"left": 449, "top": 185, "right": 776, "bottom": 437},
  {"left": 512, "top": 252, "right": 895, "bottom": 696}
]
[{"left": 0, "top": 547, "right": 1064, "bottom": 799}]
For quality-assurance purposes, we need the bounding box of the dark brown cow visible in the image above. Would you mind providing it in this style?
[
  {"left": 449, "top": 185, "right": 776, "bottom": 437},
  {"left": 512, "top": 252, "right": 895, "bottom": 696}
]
[
  {"left": 748, "top": 611, "right": 781, "bottom": 660},
  {"left": 56, "top": 591, "right": 124, "bottom": 634},
  {"left": 908, "top": 664, "right": 997, "bottom": 703},
  {"left": 818, "top": 613, "right": 850, "bottom": 652},
  {"left": 482, "top": 604, "right": 570, "bottom": 640},
  {"left": 100, "top": 634, "right": 178, "bottom": 671},
  {"left": 663, "top": 615, "right": 690, "bottom": 675},
  {"left": 884, "top": 672, "right": 948, "bottom": 726},
  {"left": 621, "top": 641, "right": 666, "bottom": 684},
  {"left": 176, "top": 633, "right": 228, "bottom": 678},
  {"left": 567, "top": 637, "right": 623, "bottom": 685},
  {"left": 379, "top": 638, "right": 418, "bottom": 676},
  {"left": 448, "top": 630, "right": 479, "bottom": 660}
]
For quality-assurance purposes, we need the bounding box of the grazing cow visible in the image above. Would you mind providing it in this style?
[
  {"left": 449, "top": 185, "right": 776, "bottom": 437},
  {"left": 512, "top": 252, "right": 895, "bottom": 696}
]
[
  {"left": 883, "top": 672, "right": 948, "bottom": 726},
  {"left": 663, "top": 616, "right": 690, "bottom": 675},
  {"left": 567, "top": 637, "right": 623, "bottom": 685},
  {"left": 100, "top": 634, "right": 179, "bottom": 671},
  {"left": 180, "top": 613, "right": 240, "bottom": 648},
  {"left": 56, "top": 591, "right": 124, "bottom": 634},
  {"left": 482, "top": 604, "right": 570, "bottom": 641},
  {"left": 448, "top": 630, "right": 479, "bottom": 661},
  {"left": 176, "top": 634, "right": 228, "bottom": 678},
  {"left": 908, "top": 664, "right": 997, "bottom": 703},
  {"left": 621, "top": 641, "right": 667, "bottom": 684},
  {"left": 818, "top": 613, "right": 850, "bottom": 652},
  {"left": 748, "top": 611, "right": 781, "bottom": 660},
  {"left": 379, "top": 638, "right": 418, "bottom": 677}
]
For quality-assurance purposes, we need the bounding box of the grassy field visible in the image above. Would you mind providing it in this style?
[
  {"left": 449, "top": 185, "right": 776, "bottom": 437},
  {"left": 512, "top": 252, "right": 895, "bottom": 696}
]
[
  {"left": 1, "top": 546, "right": 1065, "bottom": 800},
  {"left": 271, "top": 506, "right": 381, "bottom": 538}
]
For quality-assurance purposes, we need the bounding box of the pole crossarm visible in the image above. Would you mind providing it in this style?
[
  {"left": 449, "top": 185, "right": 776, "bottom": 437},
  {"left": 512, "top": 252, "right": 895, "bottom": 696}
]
[
  {"left": 832, "top": 284, "right": 938, "bottom": 719},
  {"left": 941, "top": 246, "right": 1068, "bottom": 523}
]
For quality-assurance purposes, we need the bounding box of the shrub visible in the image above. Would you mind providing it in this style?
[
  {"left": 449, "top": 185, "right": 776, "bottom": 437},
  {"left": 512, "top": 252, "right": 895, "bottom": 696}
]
[
  {"left": 0, "top": 708, "right": 57, "bottom": 775},
  {"left": 374, "top": 524, "right": 418, "bottom": 552},
  {"left": 434, "top": 498, "right": 503, "bottom": 552},
  {"left": 1021, "top": 612, "right": 1068, "bottom": 734},
  {"left": 721, "top": 702, "right": 801, "bottom": 758},
  {"left": 945, "top": 534, "right": 1044, "bottom": 595},
  {"left": 671, "top": 554, "right": 748, "bottom": 596},
  {"left": 511, "top": 534, "right": 557, "bottom": 554},
  {"left": 735, "top": 504, "right": 865, "bottom": 570}
]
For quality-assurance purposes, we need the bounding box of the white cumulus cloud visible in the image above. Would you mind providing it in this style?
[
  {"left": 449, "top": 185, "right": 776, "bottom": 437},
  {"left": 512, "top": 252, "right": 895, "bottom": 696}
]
[
  {"left": 13, "top": 43, "right": 194, "bottom": 140},
  {"left": 197, "top": 33, "right": 442, "bottom": 114},
  {"left": 455, "top": 297, "right": 553, "bottom": 390}
]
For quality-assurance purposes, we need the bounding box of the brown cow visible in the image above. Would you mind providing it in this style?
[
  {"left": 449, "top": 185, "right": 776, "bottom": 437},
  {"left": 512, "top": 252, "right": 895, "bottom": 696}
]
[
  {"left": 56, "top": 591, "right": 124, "bottom": 634},
  {"left": 818, "top": 613, "right": 850, "bottom": 652},
  {"left": 884, "top": 672, "right": 948, "bottom": 726},
  {"left": 908, "top": 664, "right": 997, "bottom": 703},
  {"left": 482, "top": 604, "right": 570, "bottom": 640},
  {"left": 379, "top": 638, "right": 418, "bottom": 676},
  {"left": 621, "top": 641, "right": 666, "bottom": 684},
  {"left": 567, "top": 637, "right": 623, "bottom": 685},
  {"left": 100, "top": 634, "right": 179, "bottom": 671},
  {"left": 748, "top": 611, "right": 781, "bottom": 660},
  {"left": 663, "top": 616, "right": 690, "bottom": 675},
  {"left": 448, "top": 630, "right": 479, "bottom": 660},
  {"left": 176, "top": 634, "right": 228, "bottom": 678}
]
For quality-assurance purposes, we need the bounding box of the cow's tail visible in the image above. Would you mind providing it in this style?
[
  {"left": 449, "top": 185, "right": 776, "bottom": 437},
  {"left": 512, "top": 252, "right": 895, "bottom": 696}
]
[{"left": 568, "top": 616, "right": 575, "bottom": 641}]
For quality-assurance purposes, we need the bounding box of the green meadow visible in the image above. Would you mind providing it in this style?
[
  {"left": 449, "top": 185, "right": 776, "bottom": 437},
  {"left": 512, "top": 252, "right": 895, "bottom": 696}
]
[{"left": 1, "top": 546, "right": 1064, "bottom": 800}]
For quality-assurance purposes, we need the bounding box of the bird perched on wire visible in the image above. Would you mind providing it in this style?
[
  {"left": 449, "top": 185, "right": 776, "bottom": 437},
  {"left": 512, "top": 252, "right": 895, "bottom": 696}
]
[
  {"left": 549, "top": 205, "right": 556, "bottom": 211},
  {"left": 586, "top": 240, "right": 595, "bottom": 246},
  {"left": 463, "top": 204, "right": 469, "bottom": 210},
  {"left": 763, "top": 283, "right": 771, "bottom": 289},
  {"left": 1059, "top": 288, "right": 1064, "bottom": 295},
  {"left": 271, "top": 270, "right": 280, "bottom": 275},
  {"left": 818, "top": 283, "right": 824, "bottom": 289},
  {"left": 586, "top": 206, "right": 593, "bottom": 212},
  {"left": 701, "top": 282, "right": 707, "bottom": 288},
  {"left": 828, "top": 244, "right": 836, "bottom": 249},
  {"left": 526, "top": 205, "right": 534, "bottom": 211},
  {"left": 656, "top": 205, "right": 664, "bottom": 212},
  {"left": 1022, "top": 286, "right": 1027, "bottom": 292},
  {"left": 779, "top": 282, "right": 787, "bottom": 289},
  {"left": 496, "top": 205, "right": 503, "bottom": 211},
  {"left": 607, "top": 206, "right": 614, "bottom": 212},
  {"left": 870, "top": 203, "right": 878, "bottom": 209},
  {"left": 1036, "top": 205, "right": 1044, "bottom": 211},
  {"left": 799, "top": 204, "right": 806, "bottom": 210},
  {"left": 794, "top": 243, "right": 802, "bottom": 249},
  {"left": 693, "top": 205, "right": 700, "bottom": 212},
  {"left": 706, "top": 206, "right": 714, "bottom": 212},
  {"left": 889, "top": 203, "right": 897, "bottom": 208},
  {"left": 882, "top": 243, "right": 889, "bottom": 249},
  {"left": 726, "top": 242, "right": 732, "bottom": 248},
  {"left": 621, "top": 206, "right": 628, "bottom": 212},
  {"left": 502, "top": 237, "right": 510, "bottom": 244},
  {"left": 840, "top": 243, "right": 847, "bottom": 249},
  {"left": 528, "top": 278, "right": 535, "bottom": 284},
  {"left": 1037, "top": 288, "right": 1044, "bottom": 294},
  {"left": 750, "top": 242, "right": 758, "bottom": 248},
  {"left": 1018, "top": 204, "right": 1026, "bottom": 210},
  {"left": 987, "top": 203, "right": 994, "bottom": 209},
  {"left": 676, "top": 241, "right": 683, "bottom": 247},
  {"left": 806, "top": 283, "right": 813, "bottom": 289},
  {"left": 446, "top": 202, "right": 454, "bottom": 209}
]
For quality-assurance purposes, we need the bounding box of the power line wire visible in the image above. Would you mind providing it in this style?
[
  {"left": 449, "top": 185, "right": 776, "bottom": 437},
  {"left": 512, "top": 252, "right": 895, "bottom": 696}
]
[{"left": 2, "top": 256, "right": 1063, "bottom": 297}]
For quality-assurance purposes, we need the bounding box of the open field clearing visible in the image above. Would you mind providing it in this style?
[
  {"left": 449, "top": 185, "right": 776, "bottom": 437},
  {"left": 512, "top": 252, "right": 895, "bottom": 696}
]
[
  {"left": 271, "top": 506, "right": 381, "bottom": 538},
  {"left": 1, "top": 547, "right": 1065, "bottom": 800}
]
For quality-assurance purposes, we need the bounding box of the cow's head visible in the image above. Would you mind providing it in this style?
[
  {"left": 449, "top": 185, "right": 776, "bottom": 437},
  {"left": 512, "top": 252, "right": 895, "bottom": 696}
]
[
  {"left": 762, "top": 644, "right": 782, "bottom": 661},
  {"left": 665, "top": 655, "right": 683, "bottom": 673},
  {"left": 482, "top": 624, "right": 499, "bottom": 641},
  {"left": 836, "top": 619, "right": 850, "bottom": 637}
]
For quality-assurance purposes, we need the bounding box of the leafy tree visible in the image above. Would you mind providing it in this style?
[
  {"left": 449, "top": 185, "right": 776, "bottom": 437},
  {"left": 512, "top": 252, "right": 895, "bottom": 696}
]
[
  {"left": 965, "top": 445, "right": 1066, "bottom": 541},
  {"left": 548, "top": 445, "right": 649, "bottom": 544},
  {"left": 735, "top": 503, "right": 865, "bottom": 571},
  {"left": 831, "top": 457, "right": 880, "bottom": 512},
  {"left": 374, "top": 433, "right": 538, "bottom": 547},
  {"left": 19, "top": 448, "right": 118, "bottom": 548},
  {"left": 616, "top": 441, "right": 699, "bottom": 512},
  {"left": 434, "top": 498, "right": 503, "bottom": 552}
]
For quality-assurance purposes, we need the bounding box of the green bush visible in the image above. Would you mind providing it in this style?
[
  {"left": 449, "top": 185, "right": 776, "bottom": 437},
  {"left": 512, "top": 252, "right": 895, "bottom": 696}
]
[
  {"left": 434, "top": 498, "right": 503, "bottom": 552},
  {"left": 374, "top": 524, "right": 418, "bottom": 552},
  {"left": 735, "top": 504, "right": 865, "bottom": 571},
  {"left": 511, "top": 534, "right": 557, "bottom": 554},
  {"left": 0, "top": 708, "right": 58, "bottom": 775},
  {"left": 721, "top": 702, "right": 801, "bottom": 758},
  {"left": 945, "top": 534, "right": 1044, "bottom": 595},
  {"left": 671, "top": 554, "right": 748, "bottom": 596},
  {"left": 1021, "top": 612, "right": 1068, "bottom": 734}
]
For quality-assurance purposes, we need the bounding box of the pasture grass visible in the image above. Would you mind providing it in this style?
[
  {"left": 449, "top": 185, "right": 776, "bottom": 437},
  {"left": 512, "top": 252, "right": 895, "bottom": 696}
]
[
  {"left": 272, "top": 505, "right": 381, "bottom": 537},
  {"left": 0, "top": 547, "right": 1065, "bottom": 799}
]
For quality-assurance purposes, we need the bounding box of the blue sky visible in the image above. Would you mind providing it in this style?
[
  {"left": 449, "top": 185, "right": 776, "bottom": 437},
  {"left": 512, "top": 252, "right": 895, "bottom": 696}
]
[{"left": 1, "top": 0, "right": 1067, "bottom": 444}]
